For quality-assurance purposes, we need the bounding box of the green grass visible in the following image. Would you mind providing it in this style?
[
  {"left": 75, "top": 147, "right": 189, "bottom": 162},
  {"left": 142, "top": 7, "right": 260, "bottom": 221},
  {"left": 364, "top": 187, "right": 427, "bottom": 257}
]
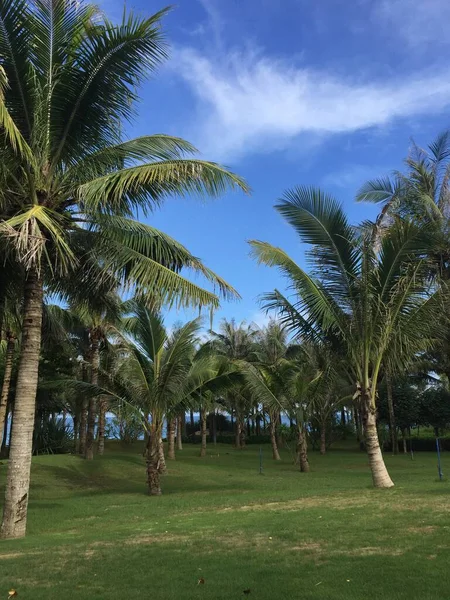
[{"left": 0, "top": 441, "right": 449, "bottom": 599}]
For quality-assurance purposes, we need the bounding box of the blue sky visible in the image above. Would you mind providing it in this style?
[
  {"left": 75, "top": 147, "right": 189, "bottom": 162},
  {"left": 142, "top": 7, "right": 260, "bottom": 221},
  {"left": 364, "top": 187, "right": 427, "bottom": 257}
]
[{"left": 104, "top": 0, "right": 450, "bottom": 328}]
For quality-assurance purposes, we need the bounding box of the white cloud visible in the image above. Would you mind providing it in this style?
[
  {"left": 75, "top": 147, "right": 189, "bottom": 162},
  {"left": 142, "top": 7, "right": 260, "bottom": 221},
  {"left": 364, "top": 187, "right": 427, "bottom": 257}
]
[
  {"left": 322, "top": 164, "right": 387, "bottom": 189},
  {"left": 375, "top": 0, "right": 450, "bottom": 47},
  {"left": 172, "top": 47, "right": 450, "bottom": 161}
]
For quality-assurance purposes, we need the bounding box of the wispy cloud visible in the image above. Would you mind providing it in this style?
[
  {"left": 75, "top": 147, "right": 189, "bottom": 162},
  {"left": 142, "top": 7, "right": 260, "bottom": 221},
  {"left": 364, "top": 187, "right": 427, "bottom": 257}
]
[
  {"left": 322, "top": 164, "right": 388, "bottom": 189},
  {"left": 374, "top": 0, "right": 450, "bottom": 47},
  {"left": 172, "top": 47, "right": 450, "bottom": 161}
]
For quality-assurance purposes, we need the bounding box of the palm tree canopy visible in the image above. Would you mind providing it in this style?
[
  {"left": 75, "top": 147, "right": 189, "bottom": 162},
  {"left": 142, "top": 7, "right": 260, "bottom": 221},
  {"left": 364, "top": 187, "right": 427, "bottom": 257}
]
[
  {"left": 0, "top": 0, "right": 249, "bottom": 310},
  {"left": 250, "top": 186, "right": 443, "bottom": 390}
]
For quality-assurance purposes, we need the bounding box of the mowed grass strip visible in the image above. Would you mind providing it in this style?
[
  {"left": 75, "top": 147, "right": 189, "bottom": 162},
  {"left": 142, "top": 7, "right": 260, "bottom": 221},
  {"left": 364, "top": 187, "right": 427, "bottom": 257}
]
[{"left": 0, "top": 442, "right": 449, "bottom": 599}]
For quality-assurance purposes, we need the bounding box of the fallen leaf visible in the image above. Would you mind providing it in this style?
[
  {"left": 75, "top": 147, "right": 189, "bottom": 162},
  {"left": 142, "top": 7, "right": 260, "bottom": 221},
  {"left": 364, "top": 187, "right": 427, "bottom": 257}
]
[
  {"left": 198, "top": 578, "right": 205, "bottom": 585},
  {"left": 315, "top": 582, "right": 322, "bottom": 586}
]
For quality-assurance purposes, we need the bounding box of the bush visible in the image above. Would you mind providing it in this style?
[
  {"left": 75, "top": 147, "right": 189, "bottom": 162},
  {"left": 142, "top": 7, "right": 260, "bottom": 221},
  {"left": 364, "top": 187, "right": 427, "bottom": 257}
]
[{"left": 33, "top": 417, "right": 73, "bottom": 455}]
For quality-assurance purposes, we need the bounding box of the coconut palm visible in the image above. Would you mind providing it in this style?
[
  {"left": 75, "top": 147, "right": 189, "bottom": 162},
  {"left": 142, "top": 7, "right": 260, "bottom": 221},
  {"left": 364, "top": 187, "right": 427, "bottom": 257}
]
[
  {"left": 0, "top": 1, "right": 247, "bottom": 538},
  {"left": 250, "top": 187, "right": 443, "bottom": 487},
  {"left": 208, "top": 320, "right": 258, "bottom": 448}
]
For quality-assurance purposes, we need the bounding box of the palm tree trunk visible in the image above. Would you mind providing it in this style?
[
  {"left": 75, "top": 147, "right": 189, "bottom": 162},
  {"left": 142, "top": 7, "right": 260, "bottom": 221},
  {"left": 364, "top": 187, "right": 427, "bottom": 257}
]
[
  {"left": 190, "top": 409, "right": 194, "bottom": 431},
  {"left": 0, "top": 333, "right": 15, "bottom": 447},
  {"left": 167, "top": 418, "right": 176, "bottom": 459},
  {"left": 1, "top": 269, "right": 43, "bottom": 539},
  {"left": 158, "top": 437, "right": 167, "bottom": 474},
  {"left": 296, "top": 423, "right": 310, "bottom": 472},
  {"left": 386, "top": 373, "right": 398, "bottom": 454},
  {"left": 0, "top": 403, "right": 9, "bottom": 457},
  {"left": 74, "top": 414, "right": 79, "bottom": 453},
  {"left": 85, "top": 340, "right": 99, "bottom": 460},
  {"left": 200, "top": 410, "right": 207, "bottom": 457},
  {"left": 176, "top": 415, "right": 183, "bottom": 451},
  {"left": 79, "top": 397, "right": 88, "bottom": 455},
  {"left": 361, "top": 394, "right": 394, "bottom": 488},
  {"left": 235, "top": 410, "right": 241, "bottom": 449},
  {"left": 402, "top": 429, "right": 407, "bottom": 454},
  {"left": 270, "top": 413, "right": 281, "bottom": 460},
  {"left": 240, "top": 415, "right": 246, "bottom": 448},
  {"left": 320, "top": 420, "right": 326, "bottom": 455},
  {"left": 212, "top": 410, "right": 217, "bottom": 446},
  {"left": 146, "top": 424, "right": 162, "bottom": 496},
  {"left": 97, "top": 396, "right": 107, "bottom": 456}
]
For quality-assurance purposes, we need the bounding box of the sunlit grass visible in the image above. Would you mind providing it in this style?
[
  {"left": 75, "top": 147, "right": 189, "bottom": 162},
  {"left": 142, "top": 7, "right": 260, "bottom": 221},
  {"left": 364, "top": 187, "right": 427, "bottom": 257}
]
[{"left": 0, "top": 441, "right": 449, "bottom": 599}]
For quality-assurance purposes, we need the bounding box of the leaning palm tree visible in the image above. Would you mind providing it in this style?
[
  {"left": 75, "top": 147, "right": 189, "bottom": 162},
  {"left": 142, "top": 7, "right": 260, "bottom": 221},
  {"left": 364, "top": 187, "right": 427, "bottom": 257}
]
[
  {"left": 0, "top": 1, "right": 247, "bottom": 539},
  {"left": 250, "top": 187, "right": 443, "bottom": 488}
]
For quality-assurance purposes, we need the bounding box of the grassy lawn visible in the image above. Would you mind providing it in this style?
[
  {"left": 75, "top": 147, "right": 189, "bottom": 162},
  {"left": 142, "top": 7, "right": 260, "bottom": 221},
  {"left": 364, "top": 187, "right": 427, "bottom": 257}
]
[{"left": 0, "top": 441, "right": 449, "bottom": 599}]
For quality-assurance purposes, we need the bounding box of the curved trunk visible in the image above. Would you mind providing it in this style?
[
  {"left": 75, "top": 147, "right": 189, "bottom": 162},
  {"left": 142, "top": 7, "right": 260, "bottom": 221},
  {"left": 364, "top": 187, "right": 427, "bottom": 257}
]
[
  {"left": 0, "top": 334, "right": 15, "bottom": 447},
  {"left": 386, "top": 373, "right": 398, "bottom": 454},
  {"left": 1, "top": 269, "right": 43, "bottom": 539},
  {"left": 319, "top": 421, "right": 326, "bottom": 455},
  {"left": 296, "top": 424, "right": 310, "bottom": 472},
  {"left": 176, "top": 415, "right": 183, "bottom": 451},
  {"left": 97, "top": 396, "right": 107, "bottom": 455},
  {"left": 85, "top": 341, "right": 99, "bottom": 460},
  {"left": 200, "top": 410, "right": 207, "bottom": 457},
  {"left": 167, "top": 418, "right": 176, "bottom": 459},
  {"left": 146, "top": 422, "right": 163, "bottom": 495},
  {"left": 270, "top": 414, "right": 281, "bottom": 461},
  {"left": 362, "top": 396, "right": 394, "bottom": 488}
]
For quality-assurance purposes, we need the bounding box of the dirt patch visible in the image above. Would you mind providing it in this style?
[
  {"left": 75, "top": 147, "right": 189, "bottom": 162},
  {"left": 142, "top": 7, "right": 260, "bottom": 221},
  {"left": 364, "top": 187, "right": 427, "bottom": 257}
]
[
  {"left": 407, "top": 526, "right": 437, "bottom": 534},
  {"left": 0, "top": 552, "right": 25, "bottom": 560},
  {"left": 292, "top": 542, "right": 324, "bottom": 553},
  {"left": 125, "top": 533, "right": 190, "bottom": 546},
  {"left": 335, "top": 546, "right": 404, "bottom": 557}
]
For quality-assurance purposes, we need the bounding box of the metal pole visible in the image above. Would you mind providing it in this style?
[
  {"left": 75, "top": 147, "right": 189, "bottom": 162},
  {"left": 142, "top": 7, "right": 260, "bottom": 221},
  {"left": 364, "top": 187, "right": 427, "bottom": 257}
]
[
  {"left": 436, "top": 437, "right": 443, "bottom": 481},
  {"left": 259, "top": 446, "right": 263, "bottom": 475}
]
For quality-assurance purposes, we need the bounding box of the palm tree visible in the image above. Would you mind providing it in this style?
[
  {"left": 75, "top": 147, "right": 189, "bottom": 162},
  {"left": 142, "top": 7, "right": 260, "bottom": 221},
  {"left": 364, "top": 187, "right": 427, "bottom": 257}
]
[
  {"left": 250, "top": 187, "right": 442, "bottom": 487},
  {"left": 208, "top": 320, "right": 258, "bottom": 448},
  {"left": 0, "top": 1, "right": 248, "bottom": 539}
]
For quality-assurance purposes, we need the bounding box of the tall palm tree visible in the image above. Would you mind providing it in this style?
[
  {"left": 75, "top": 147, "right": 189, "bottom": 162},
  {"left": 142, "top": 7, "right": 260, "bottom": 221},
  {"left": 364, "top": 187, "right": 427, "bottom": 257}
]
[
  {"left": 250, "top": 187, "right": 442, "bottom": 488},
  {"left": 0, "top": 1, "right": 247, "bottom": 539}
]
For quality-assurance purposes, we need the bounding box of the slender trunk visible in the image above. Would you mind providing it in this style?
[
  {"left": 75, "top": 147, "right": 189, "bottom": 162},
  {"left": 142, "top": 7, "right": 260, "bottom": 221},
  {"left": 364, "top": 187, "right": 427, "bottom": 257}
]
[
  {"left": 62, "top": 409, "right": 67, "bottom": 429},
  {"left": 146, "top": 424, "right": 162, "bottom": 495},
  {"left": 320, "top": 420, "right": 326, "bottom": 455},
  {"left": 361, "top": 394, "right": 394, "bottom": 488},
  {"left": 386, "top": 373, "right": 398, "bottom": 454},
  {"left": 97, "top": 396, "right": 107, "bottom": 455},
  {"left": 176, "top": 415, "right": 183, "bottom": 451},
  {"left": 341, "top": 408, "right": 346, "bottom": 425},
  {"left": 168, "top": 418, "right": 176, "bottom": 460},
  {"left": 240, "top": 416, "right": 246, "bottom": 448},
  {"left": 79, "top": 397, "right": 88, "bottom": 455},
  {"left": 355, "top": 407, "right": 364, "bottom": 450},
  {"left": 296, "top": 423, "right": 310, "bottom": 472},
  {"left": 275, "top": 411, "right": 281, "bottom": 447},
  {"left": 200, "top": 410, "right": 207, "bottom": 457},
  {"left": 270, "top": 414, "right": 281, "bottom": 460},
  {"left": 158, "top": 437, "right": 167, "bottom": 474},
  {"left": 1, "top": 402, "right": 10, "bottom": 456},
  {"left": 235, "top": 410, "right": 241, "bottom": 449},
  {"left": 85, "top": 340, "right": 99, "bottom": 460},
  {"left": 1, "top": 269, "right": 43, "bottom": 539},
  {"left": 0, "top": 334, "right": 15, "bottom": 447},
  {"left": 74, "top": 414, "right": 79, "bottom": 454},
  {"left": 190, "top": 409, "right": 194, "bottom": 431},
  {"left": 246, "top": 418, "right": 251, "bottom": 438},
  {"left": 402, "top": 429, "right": 407, "bottom": 454},
  {"left": 212, "top": 410, "right": 217, "bottom": 446}
]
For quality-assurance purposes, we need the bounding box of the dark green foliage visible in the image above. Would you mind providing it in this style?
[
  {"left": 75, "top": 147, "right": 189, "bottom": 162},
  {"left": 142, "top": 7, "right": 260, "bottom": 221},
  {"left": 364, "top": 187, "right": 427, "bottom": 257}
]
[
  {"left": 378, "top": 380, "right": 421, "bottom": 431},
  {"left": 33, "top": 416, "right": 73, "bottom": 455},
  {"left": 420, "top": 387, "right": 450, "bottom": 435}
]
